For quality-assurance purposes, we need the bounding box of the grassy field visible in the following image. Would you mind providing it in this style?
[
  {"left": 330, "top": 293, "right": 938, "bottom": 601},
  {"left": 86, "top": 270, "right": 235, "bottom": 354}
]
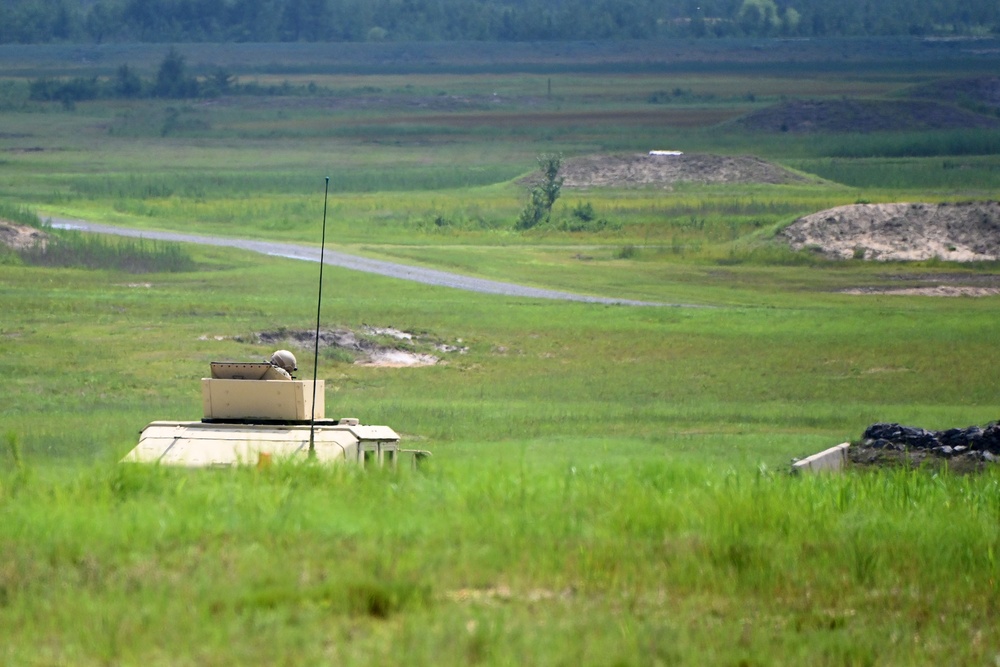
[{"left": 2, "top": 38, "right": 1000, "bottom": 665}]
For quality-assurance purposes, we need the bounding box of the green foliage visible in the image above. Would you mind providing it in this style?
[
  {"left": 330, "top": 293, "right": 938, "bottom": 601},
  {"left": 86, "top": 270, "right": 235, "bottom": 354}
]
[
  {"left": 28, "top": 76, "right": 100, "bottom": 106},
  {"left": 792, "top": 154, "right": 1000, "bottom": 190},
  {"left": 4, "top": 431, "right": 24, "bottom": 470},
  {"left": 551, "top": 201, "right": 621, "bottom": 232},
  {"left": 571, "top": 201, "right": 595, "bottom": 222},
  {"left": 721, "top": 242, "right": 828, "bottom": 266},
  {"left": 113, "top": 63, "right": 142, "bottom": 98},
  {"left": 806, "top": 129, "right": 1000, "bottom": 159},
  {"left": 1, "top": 0, "right": 998, "bottom": 44},
  {"left": 0, "top": 202, "right": 43, "bottom": 228},
  {"left": 516, "top": 186, "right": 549, "bottom": 230},
  {"left": 153, "top": 48, "right": 199, "bottom": 98},
  {"left": 18, "top": 230, "right": 196, "bottom": 273},
  {"left": 517, "top": 153, "right": 563, "bottom": 230},
  {"left": 615, "top": 243, "right": 638, "bottom": 259}
]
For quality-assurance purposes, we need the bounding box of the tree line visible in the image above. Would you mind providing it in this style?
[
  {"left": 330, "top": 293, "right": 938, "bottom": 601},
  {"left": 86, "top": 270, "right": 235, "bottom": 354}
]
[
  {"left": 2, "top": 0, "right": 996, "bottom": 44},
  {"left": 27, "top": 49, "right": 292, "bottom": 107}
]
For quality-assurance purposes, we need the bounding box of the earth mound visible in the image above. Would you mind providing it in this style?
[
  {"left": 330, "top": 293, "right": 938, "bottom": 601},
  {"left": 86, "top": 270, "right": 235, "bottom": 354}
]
[
  {"left": 733, "top": 99, "right": 1000, "bottom": 133},
  {"left": 0, "top": 220, "right": 47, "bottom": 250},
  {"left": 550, "top": 153, "right": 808, "bottom": 189},
  {"left": 779, "top": 201, "right": 1000, "bottom": 262}
]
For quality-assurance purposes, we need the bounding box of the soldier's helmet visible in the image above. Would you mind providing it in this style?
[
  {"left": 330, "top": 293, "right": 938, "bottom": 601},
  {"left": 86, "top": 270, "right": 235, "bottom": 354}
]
[{"left": 270, "top": 349, "right": 297, "bottom": 372}]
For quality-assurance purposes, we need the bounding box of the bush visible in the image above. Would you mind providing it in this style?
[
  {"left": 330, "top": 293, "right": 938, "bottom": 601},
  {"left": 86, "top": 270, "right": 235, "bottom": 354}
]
[
  {"left": 517, "top": 154, "right": 563, "bottom": 230},
  {"left": 554, "top": 216, "right": 619, "bottom": 232},
  {"left": 615, "top": 244, "right": 637, "bottom": 259}
]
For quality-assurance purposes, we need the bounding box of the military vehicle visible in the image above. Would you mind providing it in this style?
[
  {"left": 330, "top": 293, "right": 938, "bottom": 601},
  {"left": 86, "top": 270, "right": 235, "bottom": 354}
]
[
  {"left": 123, "top": 350, "right": 428, "bottom": 469},
  {"left": 122, "top": 178, "right": 429, "bottom": 469}
]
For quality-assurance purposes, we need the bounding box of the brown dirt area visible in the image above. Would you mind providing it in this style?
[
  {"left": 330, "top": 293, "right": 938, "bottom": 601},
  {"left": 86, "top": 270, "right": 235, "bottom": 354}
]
[
  {"left": 780, "top": 202, "right": 1000, "bottom": 266},
  {"left": 255, "top": 327, "right": 466, "bottom": 368},
  {"left": 0, "top": 220, "right": 47, "bottom": 250},
  {"left": 782, "top": 201, "right": 1000, "bottom": 296},
  {"left": 538, "top": 152, "right": 809, "bottom": 189}
]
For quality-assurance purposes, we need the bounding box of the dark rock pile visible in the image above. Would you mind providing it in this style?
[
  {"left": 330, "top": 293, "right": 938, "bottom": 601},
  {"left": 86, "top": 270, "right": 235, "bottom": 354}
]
[{"left": 850, "top": 421, "right": 1000, "bottom": 472}]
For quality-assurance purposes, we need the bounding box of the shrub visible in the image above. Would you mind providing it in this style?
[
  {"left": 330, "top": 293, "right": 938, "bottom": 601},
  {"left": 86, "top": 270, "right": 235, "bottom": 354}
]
[
  {"left": 517, "top": 154, "right": 563, "bottom": 230},
  {"left": 616, "top": 244, "right": 638, "bottom": 259}
]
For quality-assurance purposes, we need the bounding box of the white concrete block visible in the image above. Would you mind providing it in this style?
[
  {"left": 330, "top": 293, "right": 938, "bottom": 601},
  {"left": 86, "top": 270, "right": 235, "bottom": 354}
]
[{"left": 793, "top": 442, "right": 851, "bottom": 473}]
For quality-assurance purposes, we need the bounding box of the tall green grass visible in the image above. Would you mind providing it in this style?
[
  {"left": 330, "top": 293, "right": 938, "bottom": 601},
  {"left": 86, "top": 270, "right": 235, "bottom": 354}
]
[
  {"left": 19, "top": 229, "right": 196, "bottom": 272},
  {"left": 812, "top": 129, "right": 1000, "bottom": 159},
  {"left": 0, "top": 201, "right": 42, "bottom": 227},
  {"left": 64, "top": 166, "right": 524, "bottom": 199},
  {"left": 2, "top": 459, "right": 998, "bottom": 665},
  {"left": 789, "top": 155, "right": 1000, "bottom": 191}
]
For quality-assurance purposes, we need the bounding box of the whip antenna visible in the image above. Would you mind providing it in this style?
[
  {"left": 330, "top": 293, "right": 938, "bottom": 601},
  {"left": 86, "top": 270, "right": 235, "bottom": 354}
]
[{"left": 309, "top": 176, "right": 331, "bottom": 455}]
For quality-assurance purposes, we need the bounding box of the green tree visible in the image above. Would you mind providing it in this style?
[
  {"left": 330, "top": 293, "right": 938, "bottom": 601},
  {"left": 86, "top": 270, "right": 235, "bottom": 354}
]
[
  {"left": 737, "top": 0, "right": 781, "bottom": 35},
  {"left": 517, "top": 154, "right": 563, "bottom": 230},
  {"left": 114, "top": 64, "right": 143, "bottom": 98},
  {"left": 209, "top": 67, "right": 234, "bottom": 94},
  {"left": 153, "top": 48, "right": 198, "bottom": 98},
  {"left": 85, "top": 1, "right": 122, "bottom": 43}
]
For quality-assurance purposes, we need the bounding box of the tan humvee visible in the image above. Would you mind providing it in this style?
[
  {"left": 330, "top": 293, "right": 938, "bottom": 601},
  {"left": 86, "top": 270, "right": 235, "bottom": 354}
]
[{"left": 122, "top": 358, "right": 429, "bottom": 469}]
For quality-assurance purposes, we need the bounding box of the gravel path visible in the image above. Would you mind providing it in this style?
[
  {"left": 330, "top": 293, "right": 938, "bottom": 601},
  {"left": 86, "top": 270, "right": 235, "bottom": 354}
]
[{"left": 50, "top": 218, "right": 683, "bottom": 307}]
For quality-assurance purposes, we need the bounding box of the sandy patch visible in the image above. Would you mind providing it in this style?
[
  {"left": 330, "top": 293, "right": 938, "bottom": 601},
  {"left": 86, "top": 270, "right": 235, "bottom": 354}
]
[
  {"left": 0, "top": 220, "right": 47, "bottom": 250},
  {"left": 780, "top": 202, "right": 1000, "bottom": 262},
  {"left": 841, "top": 285, "right": 1000, "bottom": 297},
  {"left": 257, "top": 327, "right": 466, "bottom": 367},
  {"left": 356, "top": 349, "right": 439, "bottom": 367},
  {"left": 526, "top": 152, "right": 807, "bottom": 189}
]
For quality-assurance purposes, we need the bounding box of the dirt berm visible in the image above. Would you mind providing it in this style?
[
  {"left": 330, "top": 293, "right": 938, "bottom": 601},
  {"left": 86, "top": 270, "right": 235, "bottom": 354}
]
[
  {"left": 537, "top": 153, "right": 808, "bottom": 189},
  {"left": 780, "top": 202, "right": 1000, "bottom": 262},
  {"left": 0, "top": 220, "right": 47, "bottom": 250}
]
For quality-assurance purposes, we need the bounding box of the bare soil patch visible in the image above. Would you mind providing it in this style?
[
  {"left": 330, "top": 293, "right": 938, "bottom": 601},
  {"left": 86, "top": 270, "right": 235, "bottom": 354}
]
[
  {"left": 841, "top": 285, "right": 1000, "bottom": 297},
  {"left": 733, "top": 98, "right": 1000, "bottom": 133},
  {"left": 0, "top": 220, "right": 47, "bottom": 250},
  {"left": 540, "top": 152, "right": 808, "bottom": 189},
  {"left": 779, "top": 201, "right": 1000, "bottom": 263},
  {"left": 254, "top": 326, "right": 466, "bottom": 368}
]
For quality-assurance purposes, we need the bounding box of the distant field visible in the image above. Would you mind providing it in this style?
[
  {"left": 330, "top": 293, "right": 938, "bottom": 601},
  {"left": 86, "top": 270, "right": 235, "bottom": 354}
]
[{"left": 3, "top": 38, "right": 1000, "bottom": 666}]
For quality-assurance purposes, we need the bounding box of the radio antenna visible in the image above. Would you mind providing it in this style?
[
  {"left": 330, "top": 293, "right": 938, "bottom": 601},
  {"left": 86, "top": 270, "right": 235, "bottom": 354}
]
[{"left": 309, "top": 176, "right": 331, "bottom": 456}]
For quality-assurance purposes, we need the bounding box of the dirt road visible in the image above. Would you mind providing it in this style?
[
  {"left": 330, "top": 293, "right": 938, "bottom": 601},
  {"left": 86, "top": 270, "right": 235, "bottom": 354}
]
[{"left": 49, "top": 218, "right": 678, "bottom": 307}]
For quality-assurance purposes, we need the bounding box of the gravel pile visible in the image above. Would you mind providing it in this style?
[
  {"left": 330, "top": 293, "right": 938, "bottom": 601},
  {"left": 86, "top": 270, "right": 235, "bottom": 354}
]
[{"left": 850, "top": 421, "right": 1000, "bottom": 473}]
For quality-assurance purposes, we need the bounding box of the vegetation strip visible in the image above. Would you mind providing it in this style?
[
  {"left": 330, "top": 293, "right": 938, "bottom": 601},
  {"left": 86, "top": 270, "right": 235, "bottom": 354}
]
[{"left": 49, "top": 218, "right": 682, "bottom": 307}]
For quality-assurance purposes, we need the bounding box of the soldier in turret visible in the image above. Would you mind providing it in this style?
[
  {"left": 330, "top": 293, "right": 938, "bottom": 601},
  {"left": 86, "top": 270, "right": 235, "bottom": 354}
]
[{"left": 262, "top": 349, "right": 297, "bottom": 380}]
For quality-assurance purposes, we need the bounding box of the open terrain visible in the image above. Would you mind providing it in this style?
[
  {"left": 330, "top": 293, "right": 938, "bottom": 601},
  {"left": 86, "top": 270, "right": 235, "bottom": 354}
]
[{"left": 3, "top": 38, "right": 1000, "bottom": 666}]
